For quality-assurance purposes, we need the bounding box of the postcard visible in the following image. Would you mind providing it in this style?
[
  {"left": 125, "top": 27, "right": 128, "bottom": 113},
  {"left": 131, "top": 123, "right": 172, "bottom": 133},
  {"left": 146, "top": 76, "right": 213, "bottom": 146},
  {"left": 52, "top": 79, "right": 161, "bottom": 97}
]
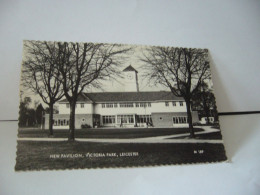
[{"left": 15, "top": 40, "right": 227, "bottom": 171}]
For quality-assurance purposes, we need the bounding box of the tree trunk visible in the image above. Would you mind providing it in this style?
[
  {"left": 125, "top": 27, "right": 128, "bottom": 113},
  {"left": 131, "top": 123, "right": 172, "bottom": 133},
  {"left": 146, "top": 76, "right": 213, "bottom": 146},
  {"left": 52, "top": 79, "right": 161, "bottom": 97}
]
[
  {"left": 68, "top": 101, "right": 76, "bottom": 141},
  {"left": 186, "top": 99, "right": 194, "bottom": 138},
  {"left": 48, "top": 103, "right": 54, "bottom": 136}
]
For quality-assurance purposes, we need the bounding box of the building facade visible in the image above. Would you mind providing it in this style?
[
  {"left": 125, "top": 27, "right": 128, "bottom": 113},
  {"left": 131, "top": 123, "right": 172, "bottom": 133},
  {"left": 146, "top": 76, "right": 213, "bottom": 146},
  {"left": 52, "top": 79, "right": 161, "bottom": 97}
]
[{"left": 44, "top": 65, "right": 199, "bottom": 129}]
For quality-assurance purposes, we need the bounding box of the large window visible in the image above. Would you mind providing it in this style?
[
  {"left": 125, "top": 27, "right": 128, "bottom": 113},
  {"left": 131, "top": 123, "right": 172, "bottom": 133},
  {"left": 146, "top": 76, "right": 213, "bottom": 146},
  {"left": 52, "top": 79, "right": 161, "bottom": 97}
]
[
  {"left": 102, "top": 115, "right": 116, "bottom": 124},
  {"left": 117, "top": 115, "right": 134, "bottom": 124},
  {"left": 137, "top": 115, "right": 152, "bottom": 123},
  {"left": 179, "top": 101, "right": 184, "bottom": 106},
  {"left": 81, "top": 103, "right": 84, "bottom": 108},
  {"left": 172, "top": 102, "right": 176, "bottom": 106},
  {"left": 165, "top": 102, "right": 169, "bottom": 107},
  {"left": 173, "top": 116, "right": 187, "bottom": 124}
]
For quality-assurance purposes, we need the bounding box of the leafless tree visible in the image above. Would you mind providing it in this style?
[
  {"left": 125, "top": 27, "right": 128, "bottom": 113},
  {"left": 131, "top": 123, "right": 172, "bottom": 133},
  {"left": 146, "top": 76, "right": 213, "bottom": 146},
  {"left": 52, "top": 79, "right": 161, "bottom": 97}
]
[
  {"left": 22, "top": 41, "right": 64, "bottom": 135},
  {"left": 56, "top": 42, "right": 131, "bottom": 141},
  {"left": 141, "top": 47, "right": 210, "bottom": 138}
]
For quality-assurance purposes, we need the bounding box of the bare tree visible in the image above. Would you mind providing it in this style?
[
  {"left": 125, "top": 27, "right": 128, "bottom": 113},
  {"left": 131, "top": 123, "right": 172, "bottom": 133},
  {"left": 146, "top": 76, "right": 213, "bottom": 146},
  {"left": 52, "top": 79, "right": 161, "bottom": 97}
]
[
  {"left": 141, "top": 47, "right": 210, "bottom": 138},
  {"left": 56, "top": 42, "right": 131, "bottom": 141},
  {"left": 22, "top": 41, "right": 64, "bottom": 135}
]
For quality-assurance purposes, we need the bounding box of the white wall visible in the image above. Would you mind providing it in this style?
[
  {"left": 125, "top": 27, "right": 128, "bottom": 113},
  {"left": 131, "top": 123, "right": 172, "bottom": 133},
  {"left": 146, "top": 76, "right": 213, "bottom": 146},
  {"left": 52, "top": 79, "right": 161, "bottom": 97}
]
[
  {"left": 59, "top": 103, "right": 93, "bottom": 114},
  {"left": 94, "top": 101, "right": 186, "bottom": 115},
  {"left": 123, "top": 71, "right": 138, "bottom": 92}
]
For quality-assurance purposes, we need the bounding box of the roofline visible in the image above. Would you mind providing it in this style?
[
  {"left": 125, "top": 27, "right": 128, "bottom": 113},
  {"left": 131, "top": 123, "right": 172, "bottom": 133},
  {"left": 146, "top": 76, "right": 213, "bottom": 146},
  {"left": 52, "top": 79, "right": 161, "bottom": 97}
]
[
  {"left": 58, "top": 91, "right": 184, "bottom": 103},
  {"left": 59, "top": 99, "right": 184, "bottom": 104}
]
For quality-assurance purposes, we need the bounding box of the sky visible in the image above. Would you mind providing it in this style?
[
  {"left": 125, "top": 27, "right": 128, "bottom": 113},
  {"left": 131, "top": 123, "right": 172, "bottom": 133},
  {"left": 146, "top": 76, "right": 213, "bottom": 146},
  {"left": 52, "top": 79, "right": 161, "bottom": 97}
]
[{"left": 20, "top": 43, "right": 213, "bottom": 109}]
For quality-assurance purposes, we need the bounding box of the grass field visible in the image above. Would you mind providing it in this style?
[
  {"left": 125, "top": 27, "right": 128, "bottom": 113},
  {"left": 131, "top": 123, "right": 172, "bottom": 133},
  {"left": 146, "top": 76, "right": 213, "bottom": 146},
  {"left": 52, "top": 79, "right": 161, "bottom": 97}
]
[
  {"left": 18, "top": 127, "right": 205, "bottom": 139},
  {"left": 15, "top": 141, "right": 227, "bottom": 171},
  {"left": 169, "top": 131, "right": 223, "bottom": 140}
]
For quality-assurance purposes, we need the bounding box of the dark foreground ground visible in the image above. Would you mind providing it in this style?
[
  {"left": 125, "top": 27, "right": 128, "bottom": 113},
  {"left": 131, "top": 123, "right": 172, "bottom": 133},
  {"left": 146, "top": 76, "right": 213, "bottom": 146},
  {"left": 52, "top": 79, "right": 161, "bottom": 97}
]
[
  {"left": 18, "top": 127, "right": 206, "bottom": 139},
  {"left": 15, "top": 141, "right": 227, "bottom": 171}
]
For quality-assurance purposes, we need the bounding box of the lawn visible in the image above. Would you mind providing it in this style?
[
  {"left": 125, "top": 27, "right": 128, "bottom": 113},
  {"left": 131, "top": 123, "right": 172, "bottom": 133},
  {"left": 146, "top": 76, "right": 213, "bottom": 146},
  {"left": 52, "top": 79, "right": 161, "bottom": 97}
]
[
  {"left": 169, "top": 131, "right": 223, "bottom": 140},
  {"left": 18, "top": 127, "right": 204, "bottom": 139},
  {"left": 15, "top": 141, "right": 227, "bottom": 171}
]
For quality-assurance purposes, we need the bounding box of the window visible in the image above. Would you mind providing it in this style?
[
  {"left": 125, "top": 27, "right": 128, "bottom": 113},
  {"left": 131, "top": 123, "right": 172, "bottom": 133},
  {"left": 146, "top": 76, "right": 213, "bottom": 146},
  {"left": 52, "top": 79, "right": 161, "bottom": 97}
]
[
  {"left": 102, "top": 115, "right": 116, "bottom": 124},
  {"left": 66, "top": 103, "right": 69, "bottom": 108},
  {"left": 117, "top": 115, "right": 127, "bottom": 123},
  {"left": 140, "top": 103, "right": 146, "bottom": 107},
  {"left": 136, "top": 102, "right": 151, "bottom": 108},
  {"left": 165, "top": 102, "right": 169, "bottom": 107},
  {"left": 106, "top": 103, "right": 113, "bottom": 108},
  {"left": 129, "top": 116, "right": 134, "bottom": 123},
  {"left": 173, "top": 116, "right": 187, "bottom": 124},
  {"left": 114, "top": 103, "right": 118, "bottom": 108},
  {"left": 53, "top": 119, "right": 69, "bottom": 126},
  {"left": 117, "top": 115, "right": 134, "bottom": 124},
  {"left": 179, "top": 101, "right": 184, "bottom": 106},
  {"left": 137, "top": 115, "right": 152, "bottom": 123},
  {"left": 172, "top": 102, "right": 176, "bottom": 106},
  {"left": 81, "top": 103, "right": 84, "bottom": 108},
  {"left": 102, "top": 103, "right": 106, "bottom": 108},
  {"left": 119, "top": 103, "right": 134, "bottom": 107}
]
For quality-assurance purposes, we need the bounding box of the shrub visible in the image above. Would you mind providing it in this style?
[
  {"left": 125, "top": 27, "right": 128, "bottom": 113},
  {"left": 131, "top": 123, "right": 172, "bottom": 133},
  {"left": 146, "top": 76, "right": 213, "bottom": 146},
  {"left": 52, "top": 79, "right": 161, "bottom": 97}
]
[{"left": 81, "top": 124, "right": 92, "bottom": 129}]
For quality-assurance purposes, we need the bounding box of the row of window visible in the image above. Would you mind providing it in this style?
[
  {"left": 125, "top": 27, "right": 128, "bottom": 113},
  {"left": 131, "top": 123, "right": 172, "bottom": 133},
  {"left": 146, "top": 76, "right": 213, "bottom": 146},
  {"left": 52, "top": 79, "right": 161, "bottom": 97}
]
[
  {"left": 102, "top": 115, "right": 135, "bottom": 124},
  {"left": 102, "top": 115, "right": 153, "bottom": 124},
  {"left": 102, "top": 115, "right": 116, "bottom": 124},
  {"left": 136, "top": 103, "right": 152, "bottom": 107},
  {"left": 117, "top": 115, "right": 134, "bottom": 124},
  {"left": 65, "top": 101, "right": 184, "bottom": 109},
  {"left": 165, "top": 101, "right": 184, "bottom": 107},
  {"left": 101, "top": 102, "right": 152, "bottom": 108},
  {"left": 54, "top": 116, "right": 188, "bottom": 126},
  {"left": 137, "top": 115, "right": 152, "bottom": 123}
]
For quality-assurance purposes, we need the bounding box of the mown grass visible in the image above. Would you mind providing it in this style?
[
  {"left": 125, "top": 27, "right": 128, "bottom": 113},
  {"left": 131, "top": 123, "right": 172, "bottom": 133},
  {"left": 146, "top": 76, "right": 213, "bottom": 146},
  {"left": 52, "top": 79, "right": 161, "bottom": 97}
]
[
  {"left": 15, "top": 141, "right": 227, "bottom": 171},
  {"left": 169, "top": 131, "right": 223, "bottom": 140}
]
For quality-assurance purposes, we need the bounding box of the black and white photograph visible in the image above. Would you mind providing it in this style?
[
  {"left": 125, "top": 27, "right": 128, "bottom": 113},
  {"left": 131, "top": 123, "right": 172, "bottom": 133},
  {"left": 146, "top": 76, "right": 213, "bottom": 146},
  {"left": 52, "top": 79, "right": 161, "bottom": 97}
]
[{"left": 15, "top": 40, "right": 227, "bottom": 171}]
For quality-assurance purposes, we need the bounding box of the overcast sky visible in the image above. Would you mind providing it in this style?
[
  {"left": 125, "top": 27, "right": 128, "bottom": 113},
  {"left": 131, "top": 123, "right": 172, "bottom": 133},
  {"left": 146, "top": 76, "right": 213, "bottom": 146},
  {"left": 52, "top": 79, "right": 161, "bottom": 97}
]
[{"left": 20, "top": 43, "right": 213, "bottom": 109}]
